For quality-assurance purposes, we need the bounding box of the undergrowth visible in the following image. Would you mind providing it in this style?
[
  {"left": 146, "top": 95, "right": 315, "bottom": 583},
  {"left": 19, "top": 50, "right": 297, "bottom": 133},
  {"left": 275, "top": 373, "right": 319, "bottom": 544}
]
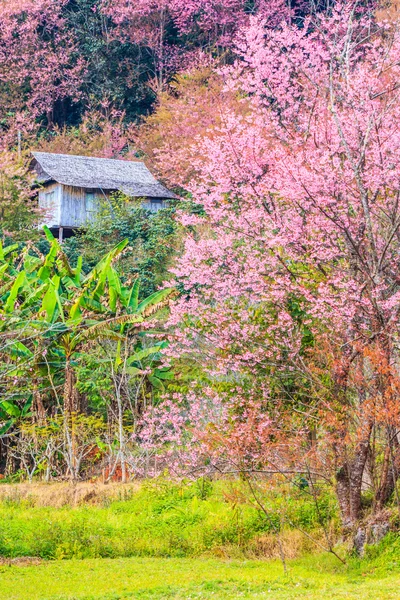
[{"left": 0, "top": 479, "right": 339, "bottom": 560}]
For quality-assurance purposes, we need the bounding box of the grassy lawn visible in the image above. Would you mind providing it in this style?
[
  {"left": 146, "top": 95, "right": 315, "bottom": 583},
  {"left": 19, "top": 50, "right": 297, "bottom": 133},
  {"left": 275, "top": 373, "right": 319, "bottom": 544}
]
[
  {"left": 0, "top": 482, "right": 399, "bottom": 599},
  {"left": 0, "top": 553, "right": 399, "bottom": 600}
]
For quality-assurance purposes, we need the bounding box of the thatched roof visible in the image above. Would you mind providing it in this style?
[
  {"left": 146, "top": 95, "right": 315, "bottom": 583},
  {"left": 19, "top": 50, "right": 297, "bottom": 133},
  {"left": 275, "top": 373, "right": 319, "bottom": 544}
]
[{"left": 32, "top": 152, "right": 177, "bottom": 199}]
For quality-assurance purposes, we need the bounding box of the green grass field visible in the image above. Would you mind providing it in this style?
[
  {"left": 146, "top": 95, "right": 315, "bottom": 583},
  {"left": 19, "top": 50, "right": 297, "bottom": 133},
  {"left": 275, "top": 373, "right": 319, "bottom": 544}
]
[
  {"left": 0, "top": 553, "right": 399, "bottom": 600},
  {"left": 0, "top": 481, "right": 399, "bottom": 599},
  {"left": 0, "top": 480, "right": 337, "bottom": 560}
]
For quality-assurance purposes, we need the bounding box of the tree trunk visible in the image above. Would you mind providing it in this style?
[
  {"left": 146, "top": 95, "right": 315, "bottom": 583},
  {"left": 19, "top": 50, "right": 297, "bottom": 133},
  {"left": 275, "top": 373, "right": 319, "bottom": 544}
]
[
  {"left": 64, "top": 361, "right": 82, "bottom": 482},
  {"left": 33, "top": 387, "right": 46, "bottom": 425},
  {"left": 376, "top": 429, "right": 400, "bottom": 510},
  {"left": 32, "top": 341, "right": 46, "bottom": 424},
  {"left": 4, "top": 440, "right": 17, "bottom": 477},
  {"left": 336, "top": 437, "right": 370, "bottom": 529},
  {"left": 64, "top": 362, "right": 82, "bottom": 414}
]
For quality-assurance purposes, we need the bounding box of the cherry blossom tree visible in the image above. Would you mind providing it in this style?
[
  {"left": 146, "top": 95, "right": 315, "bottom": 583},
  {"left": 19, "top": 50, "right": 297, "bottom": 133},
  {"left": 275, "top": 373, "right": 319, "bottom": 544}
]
[
  {"left": 101, "top": 0, "right": 291, "bottom": 91},
  {"left": 145, "top": 2, "right": 400, "bottom": 529},
  {"left": 0, "top": 0, "right": 84, "bottom": 146}
]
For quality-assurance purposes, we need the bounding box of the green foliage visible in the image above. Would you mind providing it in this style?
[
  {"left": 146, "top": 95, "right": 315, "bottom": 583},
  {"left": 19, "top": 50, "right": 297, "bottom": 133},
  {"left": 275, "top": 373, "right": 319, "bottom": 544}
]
[
  {"left": 63, "top": 0, "right": 156, "bottom": 123},
  {"left": 0, "top": 158, "right": 38, "bottom": 239},
  {"left": 0, "top": 398, "right": 32, "bottom": 436},
  {"left": 0, "top": 480, "right": 338, "bottom": 560},
  {"left": 0, "top": 229, "right": 175, "bottom": 477},
  {"left": 64, "top": 194, "right": 181, "bottom": 299}
]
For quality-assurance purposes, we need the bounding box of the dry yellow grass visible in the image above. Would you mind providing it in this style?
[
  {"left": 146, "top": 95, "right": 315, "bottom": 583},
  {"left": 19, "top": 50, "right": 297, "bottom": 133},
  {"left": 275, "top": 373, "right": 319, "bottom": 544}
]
[
  {"left": 0, "top": 481, "right": 140, "bottom": 507},
  {"left": 249, "top": 528, "right": 321, "bottom": 559}
]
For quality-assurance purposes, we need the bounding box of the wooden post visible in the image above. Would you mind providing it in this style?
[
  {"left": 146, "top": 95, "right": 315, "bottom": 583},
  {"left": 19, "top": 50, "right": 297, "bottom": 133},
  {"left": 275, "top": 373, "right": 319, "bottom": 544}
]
[{"left": 58, "top": 227, "right": 64, "bottom": 244}]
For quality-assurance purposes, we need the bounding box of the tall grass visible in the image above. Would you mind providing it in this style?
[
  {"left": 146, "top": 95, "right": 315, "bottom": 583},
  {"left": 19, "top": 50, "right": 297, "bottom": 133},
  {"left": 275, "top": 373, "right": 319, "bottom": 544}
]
[{"left": 0, "top": 479, "right": 338, "bottom": 560}]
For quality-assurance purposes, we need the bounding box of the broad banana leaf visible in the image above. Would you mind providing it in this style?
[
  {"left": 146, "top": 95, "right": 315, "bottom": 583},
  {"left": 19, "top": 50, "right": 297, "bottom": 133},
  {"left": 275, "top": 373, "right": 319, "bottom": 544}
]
[
  {"left": 23, "top": 253, "right": 42, "bottom": 274},
  {"left": 85, "top": 239, "right": 129, "bottom": 282},
  {"left": 0, "top": 241, "right": 18, "bottom": 261},
  {"left": 153, "top": 368, "right": 174, "bottom": 381},
  {"left": 43, "top": 225, "right": 55, "bottom": 243},
  {"left": 0, "top": 400, "right": 21, "bottom": 418},
  {"left": 4, "top": 270, "right": 25, "bottom": 312},
  {"left": 21, "top": 282, "right": 48, "bottom": 308},
  {"left": 126, "top": 344, "right": 166, "bottom": 364},
  {"left": 148, "top": 375, "right": 165, "bottom": 390},
  {"left": 0, "top": 420, "right": 14, "bottom": 436},
  {"left": 69, "top": 292, "right": 85, "bottom": 322},
  {"left": 2, "top": 341, "right": 33, "bottom": 359},
  {"left": 136, "top": 288, "right": 175, "bottom": 315},
  {"left": 38, "top": 240, "right": 58, "bottom": 281},
  {"left": 73, "top": 256, "right": 83, "bottom": 285},
  {"left": 127, "top": 278, "right": 140, "bottom": 311},
  {"left": 125, "top": 366, "right": 144, "bottom": 377},
  {"left": 39, "top": 275, "right": 61, "bottom": 321}
]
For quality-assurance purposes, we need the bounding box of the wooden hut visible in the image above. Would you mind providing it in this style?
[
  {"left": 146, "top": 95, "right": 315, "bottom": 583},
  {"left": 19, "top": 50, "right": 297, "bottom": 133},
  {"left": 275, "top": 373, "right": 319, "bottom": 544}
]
[{"left": 32, "top": 152, "right": 177, "bottom": 241}]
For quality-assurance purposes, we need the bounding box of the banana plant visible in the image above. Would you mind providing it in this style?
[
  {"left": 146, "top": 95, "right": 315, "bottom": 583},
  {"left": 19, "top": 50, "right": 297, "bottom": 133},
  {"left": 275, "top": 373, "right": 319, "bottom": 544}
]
[
  {"left": 126, "top": 340, "right": 174, "bottom": 391},
  {"left": 0, "top": 228, "right": 176, "bottom": 424},
  {"left": 0, "top": 397, "right": 32, "bottom": 436}
]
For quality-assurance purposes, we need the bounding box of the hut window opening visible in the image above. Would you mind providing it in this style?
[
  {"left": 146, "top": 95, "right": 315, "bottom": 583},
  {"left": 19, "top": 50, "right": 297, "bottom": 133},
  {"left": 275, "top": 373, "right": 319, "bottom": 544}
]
[
  {"left": 44, "top": 190, "right": 55, "bottom": 207},
  {"left": 149, "top": 199, "right": 164, "bottom": 212},
  {"left": 85, "top": 191, "right": 97, "bottom": 215}
]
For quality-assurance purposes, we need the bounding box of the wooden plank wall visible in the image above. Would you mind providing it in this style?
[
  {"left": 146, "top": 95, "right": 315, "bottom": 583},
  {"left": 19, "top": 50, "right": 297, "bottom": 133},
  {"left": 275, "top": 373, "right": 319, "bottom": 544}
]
[
  {"left": 39, "top": 184, "right": 167, "bottom": 229},
  {"left": 60, "top": 186, "right": 105, "bottom": 227},
  {"left": 38, "top": 182, "right": 62, "bottom": 228},
  {"left": 61, "top": 185, "right": 86, "bottom": 227}
]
